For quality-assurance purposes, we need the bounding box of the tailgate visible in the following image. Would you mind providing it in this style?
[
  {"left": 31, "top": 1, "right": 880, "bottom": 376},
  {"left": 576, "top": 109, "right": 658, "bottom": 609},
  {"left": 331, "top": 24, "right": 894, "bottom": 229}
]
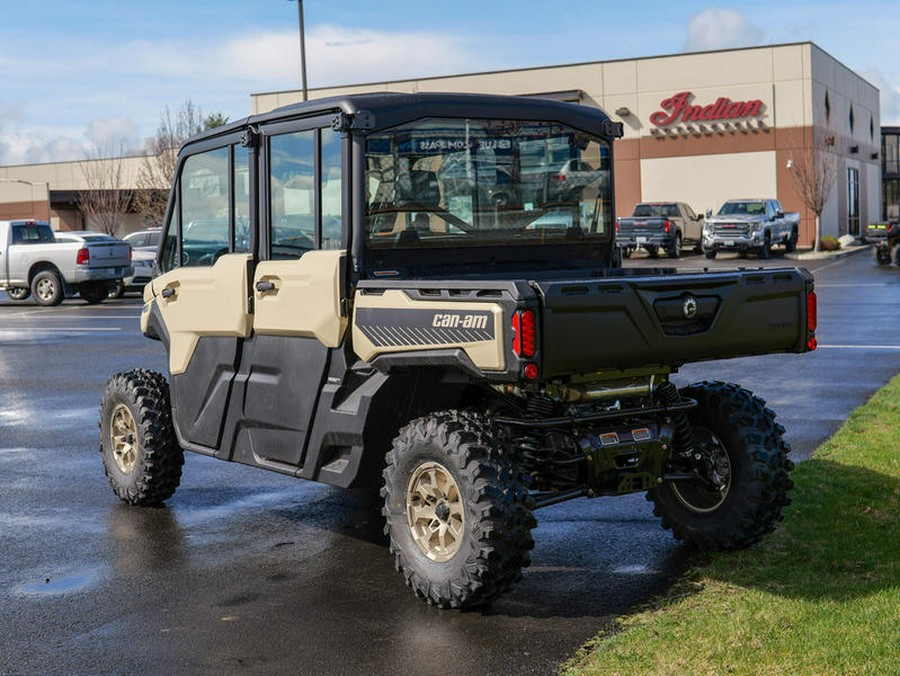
[
  {"left": 85, "top": 241, "right": 131, "bottom": 268},
  {"left": 536, "top": 268, "right": 813, "bottom": 376},
  {"left": 617, "top": 217, "right": 664, "bottom": 235}
]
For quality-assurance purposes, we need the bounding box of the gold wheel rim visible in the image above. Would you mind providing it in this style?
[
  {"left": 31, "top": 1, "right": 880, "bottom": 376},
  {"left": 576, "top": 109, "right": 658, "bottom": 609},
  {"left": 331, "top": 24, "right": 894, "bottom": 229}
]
[
  {"left": 406, "top": 462, "right": 465, "bottom": 562},
  {"left": 110, "top": 403, "right": 139, "bottom": 474}
]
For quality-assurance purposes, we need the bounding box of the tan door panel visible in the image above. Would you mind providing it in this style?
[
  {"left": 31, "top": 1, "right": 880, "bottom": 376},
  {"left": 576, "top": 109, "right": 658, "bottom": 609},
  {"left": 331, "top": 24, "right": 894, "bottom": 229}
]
[
  {"left": 149, "top": 253, "right": 253, "bottom": 375},
  {"left": 253, "top": 249, "right": 348, "bottom": 347}
]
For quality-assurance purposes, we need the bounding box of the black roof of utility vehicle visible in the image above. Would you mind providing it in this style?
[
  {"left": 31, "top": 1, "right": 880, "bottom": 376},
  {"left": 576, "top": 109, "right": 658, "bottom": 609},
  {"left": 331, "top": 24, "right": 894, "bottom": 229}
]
[{"left": 179, "top": 91, "right": 622, "bottom": 152}]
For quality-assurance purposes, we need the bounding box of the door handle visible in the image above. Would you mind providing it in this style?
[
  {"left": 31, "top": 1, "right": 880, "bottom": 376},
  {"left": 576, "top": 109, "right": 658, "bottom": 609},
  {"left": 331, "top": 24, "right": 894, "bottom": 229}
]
[
  {"left": 161, "top": 287, "right": 176, "bottom": 299},
  {"left": 256, "top": 280, "right": 276, "bottom": 293}
]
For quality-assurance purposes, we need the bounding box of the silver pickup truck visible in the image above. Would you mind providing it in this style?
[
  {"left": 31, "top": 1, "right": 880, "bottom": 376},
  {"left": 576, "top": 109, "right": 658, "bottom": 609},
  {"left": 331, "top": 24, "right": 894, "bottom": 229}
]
[
  {"left": 0, "top": 220, "right": 133, "bottom": 305},
  {"left": 702, "top": 198, "right": 800, "bottom": 259}
]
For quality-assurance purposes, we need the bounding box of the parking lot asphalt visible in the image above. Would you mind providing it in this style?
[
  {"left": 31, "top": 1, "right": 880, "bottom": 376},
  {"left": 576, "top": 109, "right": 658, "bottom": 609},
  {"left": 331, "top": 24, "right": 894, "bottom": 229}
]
[{"left": 1, "top": 249, "right": 897, "bottom": 675}]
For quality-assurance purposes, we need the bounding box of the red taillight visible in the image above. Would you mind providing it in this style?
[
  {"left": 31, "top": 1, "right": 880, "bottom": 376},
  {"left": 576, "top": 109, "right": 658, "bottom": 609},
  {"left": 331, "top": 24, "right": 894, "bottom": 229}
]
[
  {"left": 76, "top": 247, "right": 89, "bottom": 265},
  {"left": 664, "top": 219, "right": 671, "bottom": 234},
  {"left": 806, "top": 290, "right": 817, "bottom": 351},
  {"left": 512, "top": 309, "right": 536, "bottom": 358},
  {"left": 523, "top": 363, "right": 539, "bottom": 380}
]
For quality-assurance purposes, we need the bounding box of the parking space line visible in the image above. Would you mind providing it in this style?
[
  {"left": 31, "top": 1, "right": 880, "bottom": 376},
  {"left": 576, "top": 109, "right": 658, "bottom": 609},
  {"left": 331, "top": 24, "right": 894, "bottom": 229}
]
[{"left": 817, "top": 344, "right": 900, "bottom": 350}]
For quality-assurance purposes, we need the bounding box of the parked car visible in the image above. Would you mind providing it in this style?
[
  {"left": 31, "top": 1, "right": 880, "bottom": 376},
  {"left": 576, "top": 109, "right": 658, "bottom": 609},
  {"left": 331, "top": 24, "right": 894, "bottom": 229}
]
[
  {"left": 702, "top": 198, "right": 799, "bottom": 259},
  {"left": 123, "top": 228, "right": 163, "bottom": 251},
  {"left": 0, "top": 221, "right": 132, "bottom": 305},
  {"left": 616, "top": 201, "right": 704, "bottom": 258},
  {"left": 108, "top": 248, "right": 158, "bottom": 298}
]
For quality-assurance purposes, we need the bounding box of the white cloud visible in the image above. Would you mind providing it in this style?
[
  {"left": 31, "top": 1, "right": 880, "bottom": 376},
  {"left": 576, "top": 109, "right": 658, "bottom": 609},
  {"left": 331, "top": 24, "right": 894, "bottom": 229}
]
[
  {"left": 685, "top": 8, "right": 765, "bottom": 52},
  {"left": 85, "top": 117, "right": 143, "bottom": 153}
]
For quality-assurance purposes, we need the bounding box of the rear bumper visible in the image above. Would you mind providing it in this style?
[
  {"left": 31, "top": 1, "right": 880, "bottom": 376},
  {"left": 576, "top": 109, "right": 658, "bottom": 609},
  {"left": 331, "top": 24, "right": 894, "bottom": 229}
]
[
  {"left": 617, "top": 233, "right": 673, "bottom": 248},
  {"left": 70, "top": 265, "right": 134, "bottom": 283}
]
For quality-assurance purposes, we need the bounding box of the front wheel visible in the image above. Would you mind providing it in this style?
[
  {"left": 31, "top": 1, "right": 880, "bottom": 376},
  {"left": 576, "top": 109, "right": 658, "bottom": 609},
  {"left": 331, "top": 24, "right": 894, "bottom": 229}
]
[
  {"left": 6, "top": 286, "right": 30, "bottom": 301},
  {"left": 704, "top": 249, "right": 717, "bottom": 260},
  {"left": 648, "top": 381, "right": 793, "bottom": 550},
  {"left": 99, "top": 369, "right": 183, "bottom": 505},
  {"left": 757, "top": 233, "right": 772, "bottom": 259},
  {"left": 382, "top": 411, "right": 535, "bottom": 608},
  {"left": 873, "top": 245, "right": 890, "bottom": 265}
]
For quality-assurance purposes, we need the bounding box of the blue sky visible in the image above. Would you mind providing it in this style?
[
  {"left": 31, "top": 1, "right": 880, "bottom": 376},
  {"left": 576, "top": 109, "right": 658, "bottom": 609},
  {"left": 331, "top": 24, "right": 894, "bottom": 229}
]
[{"left": 2, "top": 1, "right": 899, "bottom": 166}]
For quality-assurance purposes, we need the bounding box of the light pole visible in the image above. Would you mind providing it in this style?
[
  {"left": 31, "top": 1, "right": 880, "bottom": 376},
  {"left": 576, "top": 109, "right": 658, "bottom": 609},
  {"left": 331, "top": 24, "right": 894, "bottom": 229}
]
[
  {"left": 290, "top": 0, "right": 309, "bottom": 101},
  {"left": 0, "top": 178, "right": 51, "bottom": 223}
]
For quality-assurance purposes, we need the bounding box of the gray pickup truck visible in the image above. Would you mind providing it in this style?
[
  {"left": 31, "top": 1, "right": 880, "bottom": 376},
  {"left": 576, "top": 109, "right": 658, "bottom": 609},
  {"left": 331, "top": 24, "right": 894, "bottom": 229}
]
[
  {"left": 0, "top": 220, "right": 133, "bottom": 305},
  {"left": 702, "top": 198, "right": 799, "bottom": 259},
  {"left": 616, "top": 201, "right": 704, "bottom": 258}
]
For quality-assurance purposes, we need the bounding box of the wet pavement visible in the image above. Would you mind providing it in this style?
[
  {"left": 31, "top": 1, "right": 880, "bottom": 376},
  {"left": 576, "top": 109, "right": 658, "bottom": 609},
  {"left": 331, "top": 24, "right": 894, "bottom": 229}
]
[{"left": 1, "top": 250, "right": 897, "bottom": 675}]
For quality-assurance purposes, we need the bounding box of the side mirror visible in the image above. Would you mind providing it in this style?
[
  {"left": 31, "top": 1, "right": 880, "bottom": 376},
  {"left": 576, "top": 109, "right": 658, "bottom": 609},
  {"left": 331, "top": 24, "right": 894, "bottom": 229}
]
[{"left": 775, "top": 210, "right": 784, "bottom": 219}]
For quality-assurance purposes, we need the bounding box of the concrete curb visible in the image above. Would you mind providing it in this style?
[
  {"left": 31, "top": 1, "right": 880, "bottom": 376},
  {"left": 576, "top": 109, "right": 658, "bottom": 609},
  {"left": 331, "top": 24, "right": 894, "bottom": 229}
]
[{"left": 785, "top": 243, "right": 872, "bottom": 262}]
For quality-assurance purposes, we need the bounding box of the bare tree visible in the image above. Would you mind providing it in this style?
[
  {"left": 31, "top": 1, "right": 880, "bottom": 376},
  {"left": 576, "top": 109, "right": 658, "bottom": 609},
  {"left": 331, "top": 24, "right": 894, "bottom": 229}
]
[
  {"left": 78, "top": 144, "right": 131, "bottom": 236},
  {"left": 788, "top": 124, "right": 838, "bottom": 252},
  {"left": 133, "top": 100, "right": 206, "bottom": 228}
]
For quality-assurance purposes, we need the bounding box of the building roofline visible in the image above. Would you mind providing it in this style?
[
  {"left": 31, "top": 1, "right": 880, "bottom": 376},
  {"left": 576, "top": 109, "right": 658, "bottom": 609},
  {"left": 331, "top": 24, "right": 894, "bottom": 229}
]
[{"left": 251, "top": 40, "right": 877, "bottom": 99}]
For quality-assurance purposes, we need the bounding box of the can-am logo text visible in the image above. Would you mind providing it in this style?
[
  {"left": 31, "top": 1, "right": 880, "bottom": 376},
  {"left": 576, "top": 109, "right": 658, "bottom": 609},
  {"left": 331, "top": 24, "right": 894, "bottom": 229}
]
[
  {"left": 432, "top": 313, "right": 489, "bottom": 330},
  {"left": 650, "top": 91, "right": 765, "bottom": 127}
]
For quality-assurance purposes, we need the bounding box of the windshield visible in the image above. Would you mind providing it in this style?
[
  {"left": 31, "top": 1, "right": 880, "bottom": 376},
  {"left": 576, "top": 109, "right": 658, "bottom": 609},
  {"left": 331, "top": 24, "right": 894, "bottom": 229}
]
[
  {"left": 365, "top": 118, "right": 612, "bottom": 250},
  {"left": 718, "top": 201, "right": 765, "bottom": 216}
]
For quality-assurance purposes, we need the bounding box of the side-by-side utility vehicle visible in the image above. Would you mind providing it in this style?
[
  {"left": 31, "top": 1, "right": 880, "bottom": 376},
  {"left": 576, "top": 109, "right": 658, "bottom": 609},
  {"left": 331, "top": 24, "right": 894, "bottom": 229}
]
[{"left": 100, "top": 93, "right": 816, "bottom": 609}]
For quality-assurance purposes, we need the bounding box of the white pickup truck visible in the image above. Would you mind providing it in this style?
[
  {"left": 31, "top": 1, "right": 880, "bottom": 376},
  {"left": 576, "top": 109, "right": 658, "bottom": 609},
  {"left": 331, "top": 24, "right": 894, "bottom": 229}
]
[
  {"left": 702, "top": 198, "right": 800, "bottom": 259},
  {"left": 0, "top": 220, "right": 133, "bottom": 305}
]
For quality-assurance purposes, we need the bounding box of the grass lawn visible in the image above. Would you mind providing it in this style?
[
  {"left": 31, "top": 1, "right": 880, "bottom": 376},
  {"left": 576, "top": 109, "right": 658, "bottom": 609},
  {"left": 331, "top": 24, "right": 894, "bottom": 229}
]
[{"left": 563, "top": 374, "right": 900, "bottom": 675}]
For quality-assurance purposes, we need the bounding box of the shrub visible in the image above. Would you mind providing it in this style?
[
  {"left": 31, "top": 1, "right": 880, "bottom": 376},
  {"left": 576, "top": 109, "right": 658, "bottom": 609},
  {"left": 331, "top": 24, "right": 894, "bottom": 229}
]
[{"left": 820, "top": 235, "right": 841, "bottom": 251}]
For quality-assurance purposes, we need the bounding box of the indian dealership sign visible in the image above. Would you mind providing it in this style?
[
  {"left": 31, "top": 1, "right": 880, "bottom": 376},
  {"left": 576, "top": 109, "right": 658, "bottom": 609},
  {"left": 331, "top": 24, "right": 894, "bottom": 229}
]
[{"left": 650, "top": 91, "right": 765, "bottom": 127}]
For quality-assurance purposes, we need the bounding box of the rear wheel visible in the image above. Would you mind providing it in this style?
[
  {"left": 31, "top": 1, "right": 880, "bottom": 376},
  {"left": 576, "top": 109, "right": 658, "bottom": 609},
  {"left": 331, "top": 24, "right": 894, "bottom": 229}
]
[
  {"left": 382, "top": 411, "right": 535, "bottom": 608},
  {"left": 648, "top": 381, "right": 793, "bottom": 550},
  {"left": 666, "top": 233, "right": 683, "bottom": 258},
  {"left": 79, "top": 282, "right": 108, "bottom": 304},
  {"left": 99, "top": 369, "right": 183, "bottom": 505},
  {"left": 108, "top": 282, "right": 126, "bottom": 299},
  {"left": 784, "top": 228, "right": 798, "bottom": 253},
  {"left": 31, "top": 270, "right": 64, "bottom": 306},
  {"left": 6, "top": 286, "right": 30, "bottom": 301}
]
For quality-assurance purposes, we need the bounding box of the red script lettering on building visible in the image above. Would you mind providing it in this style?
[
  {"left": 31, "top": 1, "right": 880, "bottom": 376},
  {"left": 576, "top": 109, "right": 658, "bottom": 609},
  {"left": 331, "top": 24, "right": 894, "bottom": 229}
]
[{"left": 649, "top": 91, "right": 764, "bottom": 127}]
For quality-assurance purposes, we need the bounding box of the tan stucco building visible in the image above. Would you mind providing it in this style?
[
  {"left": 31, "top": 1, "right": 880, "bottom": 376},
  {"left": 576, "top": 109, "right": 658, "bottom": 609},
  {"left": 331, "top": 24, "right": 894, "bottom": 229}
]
[
  {"left": 253, "top": 41, "right": 880, "bottom": 244},
  {"left": 1, "top": 42, "right": 880, "bottom": 245}
]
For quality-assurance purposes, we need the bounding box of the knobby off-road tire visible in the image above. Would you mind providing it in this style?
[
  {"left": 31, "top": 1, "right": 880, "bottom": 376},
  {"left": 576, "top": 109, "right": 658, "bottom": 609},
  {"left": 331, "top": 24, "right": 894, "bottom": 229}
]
[
  {"left": 648, "top": 381, "right": 793, "bottom": 551},
  {"left": 382, "top": 411, "right": 536, "bottom": 609},
  {"left": 873, "top": 245, "right": 890, "bottom": 265},
  {"left": 99, "top": 369, "right": 183, "bottom": 506},
  {"left": 31, "top": 270, "right": 64, "bottom": 306}
]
